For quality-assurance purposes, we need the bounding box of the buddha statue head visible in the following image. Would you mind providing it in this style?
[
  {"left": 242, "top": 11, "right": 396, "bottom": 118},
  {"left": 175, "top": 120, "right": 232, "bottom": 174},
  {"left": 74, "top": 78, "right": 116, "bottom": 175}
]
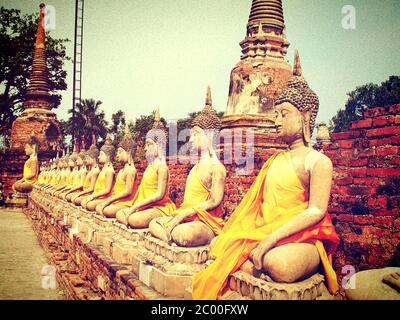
[
  {"left": 86, "top": 143, "right": 100, "bottom": 167},
  {"left": 117, "top": 124, "right": 136, "bottom": 164},
  {"left": 69, "top": 150, "right": 78, "bottom": 169},
  {"left": 77, "top": 149, "right": 86, "bottom": 167},
  {"left": 25, "top": 135, "right": 40, "bottom": 157},
  {"left": 99, "top": 134, "right": 115, "bottom": 164},
  {"left": 191, "top": 86, "right": 221, "bottom": 157},
  {"left": 146, "top": 108, "right": 168, "bottom": 161},
  {"left": 274, "top": 50, "right": 319, "bottom": 146}
]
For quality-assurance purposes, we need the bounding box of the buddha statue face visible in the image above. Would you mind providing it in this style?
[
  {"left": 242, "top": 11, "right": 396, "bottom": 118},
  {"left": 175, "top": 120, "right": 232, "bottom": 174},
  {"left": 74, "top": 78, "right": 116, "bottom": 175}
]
[
  {"left": 85, "top": 155, "right": 94, "bottom": 166},
  {"left": 275, "top": 102, "right": 312, "bottom": 144},
  {"left": 116, "top": 147, "right": 129, "bottom": 163},
  {"left": 68, "top": 158, "right": 75, "bottom": 168},
  {"left": 190, "top": 126, "right": 210, "bottom": 154},
  {"left": 144, "top": 138, "right": 159, "bottom": 161},
  {"left": 98, "top": 150, "right": 109, "bottom": 164},
  {"left": 77, "top": 156, "right": 84, "bottom": 167},
  {"left": 24, "top": 143, "right": 36, "bottom": 156}
]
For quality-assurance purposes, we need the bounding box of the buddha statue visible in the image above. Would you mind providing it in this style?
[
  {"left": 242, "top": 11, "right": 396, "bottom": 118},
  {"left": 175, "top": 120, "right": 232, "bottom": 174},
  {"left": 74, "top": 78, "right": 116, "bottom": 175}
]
[
  {"left": 94, "top": 125, "right": 138, "bottom": 218},
  {"left": 71, "top": 143, "right": 101, "bottom": 206},
  {"left": 12, "top": 135, "right": 40, "bottom": 194},
  {"left": 63, "top": 150, "right": 88, "bottom": 202},
  {"left": 115, "top": 109, "right": 176, "bottom": 227},
  {"left": 81, "top": 135, "right": 116, "bottom": 211},
  {"left": 55, "top": 150, "right": 79, "bottom": 198},
  {"left": 49, "top": 154, "right": 70, "bottom": 196},
  {"left": 148, "top": 87, "right": 226, "bottom": 247},
  {"left": 42, "top": 156, "right": 60, "bottom": 191},
  {"left": 192, "top": 51, "right": 340, "bottom": 300}
]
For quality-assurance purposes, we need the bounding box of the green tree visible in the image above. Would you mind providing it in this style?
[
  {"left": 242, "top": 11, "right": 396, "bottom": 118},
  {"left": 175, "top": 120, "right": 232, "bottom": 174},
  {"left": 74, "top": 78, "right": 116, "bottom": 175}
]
[
  {"left": 109, "top": 109, "right": 126, "bottom": 142},
  {"left": 330, "top": 76, "right": 400, "bottom": 132},
  {"left": 65, "top": 99, "right": 108, "bottom": 149},
  {"left": 0, "top": 7, "right": 69, "bottom": 145}
]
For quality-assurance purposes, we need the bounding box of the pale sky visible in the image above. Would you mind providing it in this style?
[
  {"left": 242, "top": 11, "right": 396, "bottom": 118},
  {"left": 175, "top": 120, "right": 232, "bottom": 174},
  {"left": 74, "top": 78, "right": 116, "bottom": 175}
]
[{"left": 2, "top": 0, "right": 400, "bottom": 126}]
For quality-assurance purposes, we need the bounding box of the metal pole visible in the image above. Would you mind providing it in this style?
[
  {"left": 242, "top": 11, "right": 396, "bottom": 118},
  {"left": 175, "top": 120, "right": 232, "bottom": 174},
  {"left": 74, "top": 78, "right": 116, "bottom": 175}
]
[{"left": 72, "top": 0, "right": 78, "bottom": 147}]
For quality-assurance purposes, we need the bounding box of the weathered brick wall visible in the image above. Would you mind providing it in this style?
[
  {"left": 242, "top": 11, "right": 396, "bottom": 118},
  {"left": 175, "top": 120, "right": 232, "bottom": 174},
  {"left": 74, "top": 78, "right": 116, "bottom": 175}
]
[{"left": 324, "top": 104, "right": 400, "bottom": 275}]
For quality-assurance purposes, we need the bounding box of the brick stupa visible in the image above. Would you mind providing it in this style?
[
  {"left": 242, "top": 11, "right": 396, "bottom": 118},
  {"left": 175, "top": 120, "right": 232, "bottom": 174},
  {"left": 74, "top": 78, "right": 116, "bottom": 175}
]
[
  {"left": 221, "top": 0, "right": 292, "bottom": 148},
  {"left": 10, "top": 3, "right": 62, "bottom": 152}
]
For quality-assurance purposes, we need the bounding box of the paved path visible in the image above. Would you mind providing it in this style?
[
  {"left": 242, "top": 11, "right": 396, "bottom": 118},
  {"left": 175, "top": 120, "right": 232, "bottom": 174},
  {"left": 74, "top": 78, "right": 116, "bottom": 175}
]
[{"left": 0, "top": 208, "right": 65, "bottom": 300}]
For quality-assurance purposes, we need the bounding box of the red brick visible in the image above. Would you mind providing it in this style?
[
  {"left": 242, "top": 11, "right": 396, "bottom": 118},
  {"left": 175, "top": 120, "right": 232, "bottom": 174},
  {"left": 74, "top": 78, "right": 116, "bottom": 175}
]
[
  {"left": 351, "top": 119, "right": 373, "bottom": 129},
  {"left": 331, "top": 132, "right": 353, "bottom": 140},
  {"left": 336, "top": 176, "right": 353, "bottom": 186},
  {"left": 354, "top": 216, "right": 374, "bottom": 225},
  {"left": 348, "top": 167, "right": 367, "bottom": 177},
  {"left": 374, "top": 216, "right": 393, "bottom": 226},
  {"left": 373, "top": 209, "right": 398, "bottom": 216},
  {"left": 391, "top": 136, "right": 400, "bottom": 145},
  {"left": 337, "top": 214, "right": 354, "bottom": 222},
  {"left": 339, "top": 186, "right": 376, "bottom": 196},
  {"left": 395, "top": 218, "right": 400, "bottom": 229},
  {"left": 367, "top": 167, "right": 400, "bottom": 177},
  {"left": 376, "top": 146, "right": 399, "bottom": 157},
  {"left": 349, "top": 158, "right": 368, "bottom": 167},
  {"left": 366, "top": 126, "right": 400, "bottom": 138},
  {"left": 338, "top": 140, "right": 354, "bottom": 149},
  {"left": 369, "top": 137, "right": 391, "bottom": 147}
]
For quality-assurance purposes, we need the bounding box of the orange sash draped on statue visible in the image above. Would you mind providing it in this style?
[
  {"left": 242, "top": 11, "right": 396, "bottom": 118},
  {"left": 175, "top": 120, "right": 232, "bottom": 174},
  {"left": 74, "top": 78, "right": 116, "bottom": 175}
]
[{"left": 192, "top": 151, "right": 340, "bottom": 300}]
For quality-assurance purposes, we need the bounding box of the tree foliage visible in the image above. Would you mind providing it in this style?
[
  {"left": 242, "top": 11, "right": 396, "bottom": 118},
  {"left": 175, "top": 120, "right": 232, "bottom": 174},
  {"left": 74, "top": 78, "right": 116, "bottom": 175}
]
[
  {"left": 330, "top": 76, "right": 400, "bottom": 132},
  {"left": 0, "top": 7, "right": 70, "bottom": 144}
]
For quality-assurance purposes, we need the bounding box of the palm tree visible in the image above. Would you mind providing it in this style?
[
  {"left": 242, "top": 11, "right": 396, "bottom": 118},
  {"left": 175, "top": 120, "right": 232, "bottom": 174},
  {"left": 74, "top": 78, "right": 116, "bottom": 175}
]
[{"left": 66, "top": 99, "right": 108, "bottom": 149}]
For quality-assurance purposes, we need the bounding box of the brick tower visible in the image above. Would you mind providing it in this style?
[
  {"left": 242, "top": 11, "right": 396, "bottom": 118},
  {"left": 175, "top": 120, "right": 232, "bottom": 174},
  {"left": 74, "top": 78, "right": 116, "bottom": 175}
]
[
  {"left": 10, "top": 3, "right": 62, "bottom": 152},
  {"left": 221, "top": 0, "right": 292, "bottom": 148}
]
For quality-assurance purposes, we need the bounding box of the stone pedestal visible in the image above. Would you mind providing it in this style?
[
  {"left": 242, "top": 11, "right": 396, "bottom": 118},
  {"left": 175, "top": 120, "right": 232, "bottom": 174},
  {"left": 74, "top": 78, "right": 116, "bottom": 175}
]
[{"left": 5, "top": 191, "right": 29, "bottom": 208}]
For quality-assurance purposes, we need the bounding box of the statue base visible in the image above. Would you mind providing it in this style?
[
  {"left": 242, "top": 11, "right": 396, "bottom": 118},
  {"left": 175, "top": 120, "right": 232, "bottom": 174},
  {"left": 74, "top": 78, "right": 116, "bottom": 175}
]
[
  {"left": 5, "top": 191, "right": 28, "bottom": 208},
  {"left": 227, "top": 271, "right": 327, "bottom": 300}
]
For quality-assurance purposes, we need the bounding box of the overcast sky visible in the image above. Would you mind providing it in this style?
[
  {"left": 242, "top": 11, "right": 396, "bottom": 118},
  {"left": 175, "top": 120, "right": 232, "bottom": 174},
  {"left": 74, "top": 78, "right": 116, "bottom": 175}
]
[{"left": 2, "top": 0, "right": 400, "bottom": 126}]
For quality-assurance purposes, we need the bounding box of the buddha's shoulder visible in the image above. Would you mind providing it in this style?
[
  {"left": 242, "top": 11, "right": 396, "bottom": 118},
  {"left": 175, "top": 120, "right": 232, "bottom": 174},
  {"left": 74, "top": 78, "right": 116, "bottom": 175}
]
[
  {"left": 304, "top": 149, "right": 332, "bottom": 171},
  {"left": 210, "top": 160, "right": 226, "bottom": 175}
]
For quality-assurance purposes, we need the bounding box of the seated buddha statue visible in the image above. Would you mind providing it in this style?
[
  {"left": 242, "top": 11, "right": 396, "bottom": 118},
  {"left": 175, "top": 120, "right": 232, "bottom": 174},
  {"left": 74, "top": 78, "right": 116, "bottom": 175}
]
[
  {"left": 192, "top": 51, "right": 340, "bottom": 300},
  {"left": 148, "top": 87, "right": 226, "bottom": 247},
  {"left": 94, "top": 125, "right": 138, "bottom": 218},
  {"left": 49, "top": 154, "right": 70, "bottom": 196},
  {"left": 63, "top": 150, "right": 88, "bottom": 202},
  {"left": 12, "top": 135, "right": 40, "bottom": 194},
  {"left": 55, "top": 150, "right": 80, "bottom": 198},
  {"left": 115, "top": 109, "right": 176, "bottom": 227},
  {"left": 81, "top": 135, "right": 116, "bottom": 211},
  {"left": 42, "top": 157, "right": 61, "bottom": 191},
  {"left": 71, "top": 144, "right": 101, "bottom": 206}
]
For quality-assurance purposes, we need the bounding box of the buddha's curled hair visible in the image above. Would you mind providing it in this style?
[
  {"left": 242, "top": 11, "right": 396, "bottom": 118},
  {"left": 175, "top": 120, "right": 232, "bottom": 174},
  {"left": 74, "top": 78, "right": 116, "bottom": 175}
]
[
  {"left": 275, "top": 49, "right": 319, "bottom": 134},
  {"left": 100, "top": 134, "right": 116, "bottom": 160}
]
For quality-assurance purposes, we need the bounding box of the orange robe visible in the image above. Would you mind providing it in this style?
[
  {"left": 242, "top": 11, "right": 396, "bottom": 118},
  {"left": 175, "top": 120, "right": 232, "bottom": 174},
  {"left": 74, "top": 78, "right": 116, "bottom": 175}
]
[
  {"left": 23, "top": 159, "right": 39, "bottom": 184},
  {"left": 91, "top": 166, "right": 114, "bottom": 200},
  {"left": 192, "top": 151, "right": 340, "bottom": 300},
  {"left": 174, "top": 163, "right": 225, "bottom": 235},
  {"left": 117, "top": 164, "right": 175, "bottom": 216}
]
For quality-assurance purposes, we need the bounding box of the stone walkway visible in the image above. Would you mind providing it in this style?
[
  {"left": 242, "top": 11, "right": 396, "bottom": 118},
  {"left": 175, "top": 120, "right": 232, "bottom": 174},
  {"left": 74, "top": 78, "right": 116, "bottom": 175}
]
[{"left": 0, "top": 208, "right": 65, "bottom": 300}]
